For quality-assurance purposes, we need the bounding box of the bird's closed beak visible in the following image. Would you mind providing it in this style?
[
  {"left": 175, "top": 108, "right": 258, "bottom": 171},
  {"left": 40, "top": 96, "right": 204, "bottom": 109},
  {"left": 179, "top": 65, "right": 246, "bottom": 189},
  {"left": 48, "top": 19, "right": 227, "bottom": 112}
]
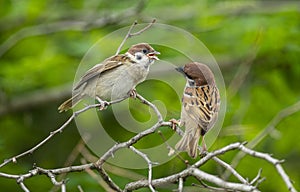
[
  {"left": 175, "top": 66, "right": 185, "bottom": 75},
  {"left": 147, "top": 51, "right": 160, "bottom": 60}
]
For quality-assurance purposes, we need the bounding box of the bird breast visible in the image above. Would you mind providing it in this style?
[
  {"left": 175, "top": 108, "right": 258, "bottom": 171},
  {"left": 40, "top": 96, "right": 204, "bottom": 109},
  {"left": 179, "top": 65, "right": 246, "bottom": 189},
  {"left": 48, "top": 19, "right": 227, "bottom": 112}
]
[{"left": 84, "top": 64, "right": 149, "bottom": 100}]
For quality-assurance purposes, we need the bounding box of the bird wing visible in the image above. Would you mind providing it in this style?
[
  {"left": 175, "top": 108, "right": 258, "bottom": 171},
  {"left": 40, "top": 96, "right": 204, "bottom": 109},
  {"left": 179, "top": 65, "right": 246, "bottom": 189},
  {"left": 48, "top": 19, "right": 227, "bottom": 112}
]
[
  {"left": 73, "top": 55, "right": 128, "bottom": 90},
  {"left": 182, "top": 85, "right": 220, "bottom": 134}
]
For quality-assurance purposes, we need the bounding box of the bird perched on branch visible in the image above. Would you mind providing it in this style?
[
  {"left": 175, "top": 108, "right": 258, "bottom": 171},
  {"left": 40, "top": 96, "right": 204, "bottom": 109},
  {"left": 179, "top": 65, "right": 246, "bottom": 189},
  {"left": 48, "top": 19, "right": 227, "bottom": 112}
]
[
  {"left": 172, "top": 62, "right": 220, "bottom": 158},
  {"left": 58, "top": 43, "right": 160, "bottom": 112}
]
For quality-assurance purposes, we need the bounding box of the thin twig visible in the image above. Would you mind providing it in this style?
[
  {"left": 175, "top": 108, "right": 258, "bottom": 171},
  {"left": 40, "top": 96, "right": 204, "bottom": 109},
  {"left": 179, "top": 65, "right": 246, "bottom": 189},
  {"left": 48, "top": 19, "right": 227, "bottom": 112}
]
[
  {"left": 97, "top": 167, "right": 122, "bottom": 192},
  {"left": 250, "top": 168, "right": 262, "bottom": 185},
  {"left": 80, "top": 158, "right": 115, "bottom": 192},
  {"left": 0, "top": 114, "right": 75, "bottom": 168},
  {"left": 157, "top": 130, "right": 187, "bottom": 164},
  {"left": 130, "top": 19, "right": 156, "bottom": 36},
  {"left": 77, "top": 185, "right": 84, "bottom": 192},
  {"left": 238, "top": 145, "right": 297, "bottom": 192},
  {"left": 19, "top": 181, "right": 30, "bottom": 192},
  {"left": 80, "top": 146, "right": 145, "bottom": 180},
  {"left": 115, "top": 19, "right": 156, "bottom": 55},
  {"left": 51, "top": 136, "right": 89, "bottom": 192},
  {"left": 115, "top": 20, "right": 138, "bottom": 55},
  {"left": 212, "top": 156, "right": 248, "bottom": 184},
  {"left": 178, "top": 177, "right": 183, "bottom": 192},
  {"left": 129, "top": 146, "right": 157, "bottom": 192},
  {"left": 223, "top": 100, "right": 300, "bottom": 183},
  {"left": 192, "top": 182, "right": 226, "bottom": 191},
  {"left": 61, "top": 182, "right": 66, "bottom": 192},
  {"left": 0, "top": 97, "right": 128, "bottom": 169}
]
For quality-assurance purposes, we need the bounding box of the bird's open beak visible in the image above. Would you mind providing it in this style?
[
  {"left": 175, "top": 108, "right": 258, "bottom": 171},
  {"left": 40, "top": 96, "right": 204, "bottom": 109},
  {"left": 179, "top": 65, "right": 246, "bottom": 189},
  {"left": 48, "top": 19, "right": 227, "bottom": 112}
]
[{"left": 147, "top": 51, "right": 160, "bottom": 60}]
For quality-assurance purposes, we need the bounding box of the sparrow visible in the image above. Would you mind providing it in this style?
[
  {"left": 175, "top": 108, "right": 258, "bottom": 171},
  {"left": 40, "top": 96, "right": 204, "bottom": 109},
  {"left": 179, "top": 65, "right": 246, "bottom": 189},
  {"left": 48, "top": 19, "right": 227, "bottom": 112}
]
[
  {"left": 173, "top": 62, "right": 220, "bottom": 158},
  {"left": 58, "top": 43, "right": 160, "bottom": 112}
]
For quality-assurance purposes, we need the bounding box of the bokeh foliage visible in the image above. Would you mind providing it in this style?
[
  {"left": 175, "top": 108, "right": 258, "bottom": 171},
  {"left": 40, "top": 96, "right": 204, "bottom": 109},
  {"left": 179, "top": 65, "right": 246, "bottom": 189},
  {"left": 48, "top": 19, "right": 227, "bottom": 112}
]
[{"left": 0, "top": 0, "right": 300, "bottom": 191}]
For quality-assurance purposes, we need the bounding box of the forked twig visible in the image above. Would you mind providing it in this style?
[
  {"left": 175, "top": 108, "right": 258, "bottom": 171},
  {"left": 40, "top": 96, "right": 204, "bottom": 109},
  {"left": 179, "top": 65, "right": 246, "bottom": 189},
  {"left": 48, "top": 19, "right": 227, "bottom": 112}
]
[
  {"left": 129, "top": 146, "right": 157, "bottom": 192},
  {"left": 115, "top": 19, "right": 156, "bottom": 55}
]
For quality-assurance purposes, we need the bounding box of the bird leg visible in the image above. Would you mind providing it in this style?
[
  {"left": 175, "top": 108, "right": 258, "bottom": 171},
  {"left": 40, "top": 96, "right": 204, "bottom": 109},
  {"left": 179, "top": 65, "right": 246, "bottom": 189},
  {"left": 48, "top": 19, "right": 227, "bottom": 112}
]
[
  {"left": 197, "top": 136, "right": 208, "bottom": 157},
  {"left": 201, "top": 136, "right": 207, "bottom": 152},
  {"left": 169, "top": 119, "right": 180, "bottom": 130},
  {"left": 128, "top": 88, "right": 137, "bottom": 99},
  {"left": 96, "top": 96, "right": 109, "bottom": 110}
]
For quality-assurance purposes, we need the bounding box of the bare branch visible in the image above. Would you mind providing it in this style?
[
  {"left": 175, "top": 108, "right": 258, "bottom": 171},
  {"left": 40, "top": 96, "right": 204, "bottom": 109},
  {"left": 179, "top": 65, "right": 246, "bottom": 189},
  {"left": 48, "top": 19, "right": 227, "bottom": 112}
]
[
  {"left": 157, "top": 130, "right": 187, "bottom": 164},
  {"left": 129, "top": 146, "right": 157, "bottom": 192},
  {"left": 80, "top": 158, "right": 114, "bottom": 192},
  {"left": 250, "top": 168, "right": 263, "bottom": 185},
  {"left": 0, "top": 97, "right": 128, "bottom": 169},
  {"left": 115, "top": 20, "right": 138, "bottom": 55},
  {"left": 97, "top": 167, "right": 122, "bottom": 192},
  {"left": 80, "top": 147, "right": 146, "bottom": 180},
  {"left": 124, "top": 142, "right": 256, "bottom": 191},
  {"left": 61, "top": 183, "right": 66, "bottom": 192},
  {"left": 94, "top": 94, "right": 166, "bottom": 169},
  {"left": 0, "top": 7, "right": 296, "bottom": 191},
  {"left": 0, "top": 114, "right": 75, "bottom": 168},
  {"left": 223, "top": 100, "right": 300, "bottom": 181},
  {"left": 178, "top": 177, "right": 183, "bottom": 192},
  {"left": 124, "top": 167, "right": 259, "bottom": 192},
  {"left": 1, "top": 141, "right": 296, "bottom": 192},
  {"left": 90, "top": 94, "right": 169, "bottom": 191},
  {"left": 19, "top": 181, "right": 30, "bottom": 192},
  {"left": 115, "top": 19, "right": 156, "bottom": 55},
  {"left": 191, "top": 182, "right": 222, "bottom": 191},
  {"left": 130, "top": 19, "right": 156, "bottom": 36},
  {"left": 238, "top": 145, "right": 297, "bottom": 192},
  {"left": 51, "top": 136, "right": 89, "bottom": 192},
  {"left": 77, "top": 185, "right": 84, "bottom": 192},
  {"left": 212, "top": 156, "right": 248, "bottom": 184}
]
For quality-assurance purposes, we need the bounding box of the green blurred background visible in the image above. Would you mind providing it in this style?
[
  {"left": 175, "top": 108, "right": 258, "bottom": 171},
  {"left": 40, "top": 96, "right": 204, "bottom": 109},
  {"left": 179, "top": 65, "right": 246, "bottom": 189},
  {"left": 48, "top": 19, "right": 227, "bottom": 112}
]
[{"left": 1, "top": 0, "right": 300, "bottom": 191}]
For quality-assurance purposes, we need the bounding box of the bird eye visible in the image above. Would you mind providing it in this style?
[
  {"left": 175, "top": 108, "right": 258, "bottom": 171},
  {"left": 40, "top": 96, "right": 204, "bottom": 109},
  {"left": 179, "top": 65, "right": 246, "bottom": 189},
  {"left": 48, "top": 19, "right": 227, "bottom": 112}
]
[
  {"left": 188, "top": 79, "right": 195, "bottom": 86},
  {"left": 142, "top": 49, "right": 148, "bottom": 54}
]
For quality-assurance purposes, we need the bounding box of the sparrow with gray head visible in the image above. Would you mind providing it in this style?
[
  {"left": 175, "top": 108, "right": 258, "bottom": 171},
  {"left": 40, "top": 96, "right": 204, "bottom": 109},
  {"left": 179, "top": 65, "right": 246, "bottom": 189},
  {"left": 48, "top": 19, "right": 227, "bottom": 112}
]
[
  {"left": 172, "top": 62, "right": 220, "bottom": 158},
  {"left": 58, "top": 43, "right": 160, "bottom": 112}
]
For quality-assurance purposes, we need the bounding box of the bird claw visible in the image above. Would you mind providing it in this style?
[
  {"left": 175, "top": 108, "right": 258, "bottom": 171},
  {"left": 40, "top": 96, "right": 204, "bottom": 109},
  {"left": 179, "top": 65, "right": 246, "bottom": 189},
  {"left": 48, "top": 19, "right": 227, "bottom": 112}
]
[
  {"left": 169, "top": 118, "right": 180, "bottom": 130},
  {"left": 99, "top": 101, "right": 109, "bottom": 110},
  {"left": 96, "top": 96, "right": 109, "bottom": 110},
  {"left": 128, "top": 89, "right": 137, "bottom": 99},
  {"left": 199, "top": 137, "right": 207, "bottom": 156}
]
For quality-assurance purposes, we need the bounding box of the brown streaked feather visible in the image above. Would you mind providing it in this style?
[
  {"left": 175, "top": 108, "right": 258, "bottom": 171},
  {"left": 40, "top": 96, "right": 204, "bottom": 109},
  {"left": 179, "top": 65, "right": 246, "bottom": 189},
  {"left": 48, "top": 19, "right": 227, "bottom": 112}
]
[
  {"left": 182, "top": 85, "right": 220, "bottom": 135},
  {"left": 73, "top": 54, "right": 131, "bottom": 90}
]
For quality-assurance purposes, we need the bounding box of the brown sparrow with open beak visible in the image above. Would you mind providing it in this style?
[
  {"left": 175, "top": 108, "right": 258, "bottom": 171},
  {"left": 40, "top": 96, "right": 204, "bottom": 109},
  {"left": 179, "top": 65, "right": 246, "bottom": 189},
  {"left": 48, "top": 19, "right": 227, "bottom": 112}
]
[
  {"left": 173, "top": 62, "right": 220, "bottom": 158},
  {"left": 58, "top": 43, "right": 160, "bottom": 112}
]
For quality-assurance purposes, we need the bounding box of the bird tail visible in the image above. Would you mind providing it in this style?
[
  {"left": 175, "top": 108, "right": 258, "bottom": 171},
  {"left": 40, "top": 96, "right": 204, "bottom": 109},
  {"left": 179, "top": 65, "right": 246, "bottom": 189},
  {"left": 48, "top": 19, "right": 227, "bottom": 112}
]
[
  {"left": 175, "top": 127, "right": 201, "bottom": 158},
  {"left": 58, "top": 93, "right": 83, "bottom": 113}
]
